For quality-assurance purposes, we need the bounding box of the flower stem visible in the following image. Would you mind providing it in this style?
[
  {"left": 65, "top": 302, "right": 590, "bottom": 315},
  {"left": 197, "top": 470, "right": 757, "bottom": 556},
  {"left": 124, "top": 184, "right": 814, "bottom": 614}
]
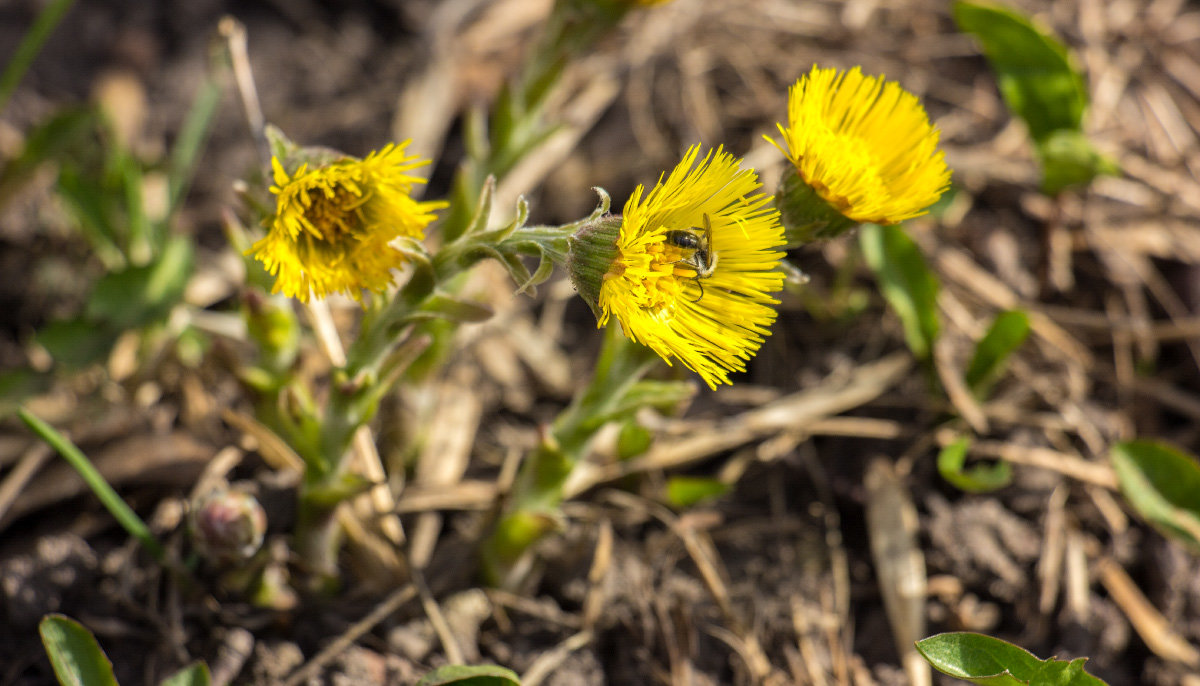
[{"left": 481, "top": 325, "right": 658, "bottom": 587}]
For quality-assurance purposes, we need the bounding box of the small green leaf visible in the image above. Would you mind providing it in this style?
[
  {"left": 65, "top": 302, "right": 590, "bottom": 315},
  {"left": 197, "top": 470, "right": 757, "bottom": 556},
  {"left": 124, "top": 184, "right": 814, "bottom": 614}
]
[
  {"left": 0, "top": 0, "right": 76, "bottom": 114},
  {"left": 1110, "top": 440, "right": 1200, "bottom": 550},
  {"left": 938, "top": 436, "right": 1013, "bottom": 493},
  {"left": 954, "top": 1, "right": 1087, "bottom": 143},
  {"left": 1037, "top": 129, "right": 1120, "bottom": 196},
  {"left": 0, "top": 107, "right": 97, "bottom": 207},
  {"left": 160, "top": 661, "right": 211, "bottom": 686},
  {"left": 38, "top": 614, "right": 120, "bottom": 686},
  {"left": 56, "top": 162, "right": 126, "bottom": 268},
  {"left": 514, "top": 250, "right": 555, "bottom": 296},
  {"left": 965, "top": 309, "right": 1030, "bottom": 399},
  {"left": 34, "top": 318, "right": 119, "bottom": 369},
  {"left": 916, "top": 633, "right": 1043, "bottom": 684},
  {"left": 265, "top": 125, "right": 300, "bottom": 166},
  {"left": 916, "top": 633, "right": 1110, "bottom": 686},
  {"left": 616, "top": 421, "right": 653, "bottom": 460},
  {"left": 665, "top": 476, "right": 729, "bottom": 508},
  {"left": 1029, "top": 657, "right": 1107, "bottom": 686},
  {"left": 0, "top": 368, "right": 51, "bottom": 414},
  {"left": 859, "top": 224, "right": 940, "bottom": 362},
  {"left": 86, "top": 235, "right": 193, "bottom": 329},
  {"left": 166, "top": 76, "right": 221, "bottom": 219},
  {"left": 302, "top": 471, "right": 376, "bottom": 508},
  {"left": 404, "top": 292, "right": 494, "bottom": 325},
  {"left": 415, "top": 664, "right": 521, "bottom": 686}
]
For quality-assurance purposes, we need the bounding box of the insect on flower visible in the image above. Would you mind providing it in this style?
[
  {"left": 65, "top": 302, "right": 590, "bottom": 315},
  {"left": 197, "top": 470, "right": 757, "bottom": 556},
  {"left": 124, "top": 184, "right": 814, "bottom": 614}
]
[{"left": 663, "top": 214, "right": 717, "bottom": 301}]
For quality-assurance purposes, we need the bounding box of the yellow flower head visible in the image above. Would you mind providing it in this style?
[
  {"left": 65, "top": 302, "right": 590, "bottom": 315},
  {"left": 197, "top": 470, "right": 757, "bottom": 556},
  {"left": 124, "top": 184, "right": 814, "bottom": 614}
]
[
  {"left": 771, "top": 65, "right": 950, "bottom": 230},
  {"left": 251, "top": 142, "right": 444, "bottom": 302},
  {"left": 571, "top": 145, "right": 786, "bottom": 389}
]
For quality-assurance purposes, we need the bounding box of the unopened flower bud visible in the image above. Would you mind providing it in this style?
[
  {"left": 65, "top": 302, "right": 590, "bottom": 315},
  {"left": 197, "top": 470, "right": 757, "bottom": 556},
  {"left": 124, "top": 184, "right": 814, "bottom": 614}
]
[
  {"left": 190, "top": 488, "right": 267, "bottom": 564},
  {"left": 244, "top": 290, "right": 300, "bottom": 370}
]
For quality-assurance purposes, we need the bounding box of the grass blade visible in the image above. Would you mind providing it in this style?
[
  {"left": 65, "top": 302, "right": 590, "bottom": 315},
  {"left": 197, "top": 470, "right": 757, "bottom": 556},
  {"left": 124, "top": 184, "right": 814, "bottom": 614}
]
[
  {"left": 18, "top": 407, "right": 165, "bottom": 563},
  {"left": 0, "top": 0, "right": 76, "bottom": 113}
]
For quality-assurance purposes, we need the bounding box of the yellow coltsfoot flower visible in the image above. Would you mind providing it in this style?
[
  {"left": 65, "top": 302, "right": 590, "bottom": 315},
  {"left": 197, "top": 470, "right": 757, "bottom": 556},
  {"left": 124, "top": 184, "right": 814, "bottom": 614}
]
[
  {"left": 251, "top": 142, "right": 444, "bottom": 302},
  {"left": 568, "top": 145, "right": 786, "bottom": 389},
  {"left": 770, "top": 65, "right": 951, "bottom": 243}
]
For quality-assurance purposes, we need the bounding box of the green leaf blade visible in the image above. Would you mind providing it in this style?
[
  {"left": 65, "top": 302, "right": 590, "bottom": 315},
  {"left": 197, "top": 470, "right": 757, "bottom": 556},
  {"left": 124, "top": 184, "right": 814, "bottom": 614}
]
[
  {"left": 938, "top": 436, "right": 1013, "bottom": 493},
  {"left": 665, "top": 476, "right": 730, "bottom": 508},
  {"left": 1037, "top": 129, "right": 1120, "bottom": 196},
  {"left": 917, "top": 633, "right": 1110, "bottom": 686},
  {"left": 965, "top": 309, "right": 1030, "bottom": 398},
  {"left": 859, "top": 224, "right": 940, "bottom": 362},
  {"left": 38, "top": 614, "right": 120, "bottom": 686},
  {"left": 160, "top": 661, "right": 211, "bottom": 686},
  {"left": 415, "top": 664, "right": 521, "bottom": 686},
  {"left": 917, "top": 632, "right": 1042, "bottom": 683},
  {"left": 954, "top": 1, "right": 1087, "bottom": 142},
  {"left": 1110, "top": 440, "right": 1200, "bottom": 550}
]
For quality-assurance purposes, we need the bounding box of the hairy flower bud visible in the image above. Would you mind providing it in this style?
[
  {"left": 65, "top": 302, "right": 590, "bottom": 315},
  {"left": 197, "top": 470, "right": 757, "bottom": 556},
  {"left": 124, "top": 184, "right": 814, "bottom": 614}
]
[{"left": 190, "top": 488, "right": 267, "bottom": 564}]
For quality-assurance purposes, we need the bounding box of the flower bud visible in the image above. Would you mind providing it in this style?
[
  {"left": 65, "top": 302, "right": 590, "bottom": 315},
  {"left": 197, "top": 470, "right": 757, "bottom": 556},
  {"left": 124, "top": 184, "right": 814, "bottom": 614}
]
[
  {"left": 244, "top": 291, "right": 300, "bottom": 371},
  {"left": 190, "top": 488, "right": 267, "bottom": 564}
]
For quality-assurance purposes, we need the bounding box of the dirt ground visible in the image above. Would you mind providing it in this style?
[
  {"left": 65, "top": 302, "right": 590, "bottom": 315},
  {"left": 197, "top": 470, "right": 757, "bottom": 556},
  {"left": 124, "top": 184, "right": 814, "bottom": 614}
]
[{"left": 2, "top": 0, "right": 1200, "bottom": 684}]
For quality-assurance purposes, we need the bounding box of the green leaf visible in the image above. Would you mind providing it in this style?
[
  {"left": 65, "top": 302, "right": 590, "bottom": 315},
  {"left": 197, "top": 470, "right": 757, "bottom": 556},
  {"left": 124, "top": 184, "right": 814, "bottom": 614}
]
[
  {"left": 34, "top": 318, "right": 119, "bottom": 369},
  {"left": 859, "top": 224, "right": 940, "bottom": 362},
  {"left": 1029, "top": 658, "right": 1107, "bottom": 686},
  {"left": 0, "top": 0, "right": 75, "bottom": 113},
  {"left": 0, "top": 368, "right": 51, "bottom": 415},
  {"left": 1110, "top": 440, "right": 1200, "bottom": 550},
  {"left": 954, "top": 1, "right": 1087, "bottom": 143},
  {"left": 665, "top": 476, "right": 730, "bottom": 508},
  {"left": 1037, "top": 129, "right": 1120, "bottom": 196},
  {"left": 938, "top": 436, "right": 1013, "bottom": 493},
  {"left": 56, "top": 160, "right": 126, "bottom": 268},
  {"left": 514, "top": 250, "right": 555, "bottom": 295},
  {"left": 38, "top": 614, "right": 120, "bottom": 686},
  {"left": 402, "top": 292, "right": 494, "bottom": 325},
  {"left": 415, "top": 664, "right": 521, "bottom": 686},
  {"left": 916, "top": 633, "right": 1110, "bottom": 686},
  {"left": 0, "top": 106, "right": 97, "bottom": 207},
  {"left": 616, "top": 421, "right": 653, "bottom": 460},
  {"left": 917, "top": 632, "right": 1042, "bottom": 683},
  {"left": 302, "top": 471, "right": 376, "bottom": 508},
  {"left": 166, "top": 76, "right": 221, "bottom": 220},
  {"left": 160, "top": 662, "right": 211, "bottom": 686},
  {"left": 265, "top": 125, "right": 300, "bottom": 166},
  {"left": 86, "top": 235, "right": 194, "bottom": 329},
  {"left": 965, "top": 309, "right": 1030, "bottom": 398}
]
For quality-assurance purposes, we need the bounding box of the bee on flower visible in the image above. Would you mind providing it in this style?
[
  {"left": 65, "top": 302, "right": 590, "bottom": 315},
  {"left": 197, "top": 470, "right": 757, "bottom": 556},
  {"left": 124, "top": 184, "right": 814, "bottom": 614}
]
[
  {"left": 567, "top": 145, "right": 786, "bottom": 389},
  {"left": 251, "top": 142, "right": 445, "bottom": 303},
  {"left": 770, "top": 65, "right": 951, "bottom": 243}
]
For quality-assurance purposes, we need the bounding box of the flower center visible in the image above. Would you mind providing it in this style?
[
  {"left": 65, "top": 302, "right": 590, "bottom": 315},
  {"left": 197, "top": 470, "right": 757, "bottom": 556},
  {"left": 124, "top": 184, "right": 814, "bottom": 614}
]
[
  {"left": 308, "top": 185, "right": 370, "bottom": 239},
  {"left": 621, "top": 238, "right": 695, "bottom": 313}
]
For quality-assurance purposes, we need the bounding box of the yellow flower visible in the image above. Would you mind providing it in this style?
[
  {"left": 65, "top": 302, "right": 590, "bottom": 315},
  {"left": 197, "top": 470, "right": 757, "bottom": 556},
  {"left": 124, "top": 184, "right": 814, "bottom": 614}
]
[
  {"left": 770, "top": 65, "right": 950, "bottom": 235},
  {"left": 251, "top": 142, "right": 444, "bottom": 302},
  {"left": 570, "top": 145, "right": 786, "bottom": 389}
]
